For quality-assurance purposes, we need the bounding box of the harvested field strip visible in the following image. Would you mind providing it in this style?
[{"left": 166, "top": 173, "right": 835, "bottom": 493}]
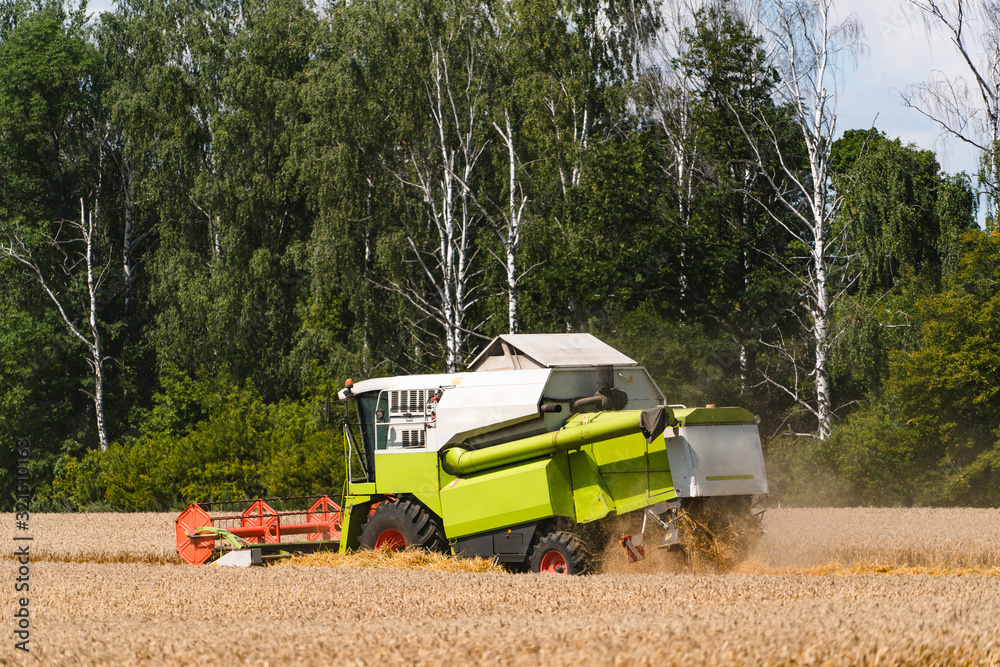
[
  {"left": 276, "top": 548, "right": 505, "bottom": 572},
  {"left": 3, "top": 508, "right": 1000, "bottom": 573},
  {"left": 735, "top": 560, "right": 1000, "bottom": 577},
  {"left": 5, "top": 548, "right": 996, "bottom": 576},
  {"left": 0, "top": 551, "right": 182, "bottom": 565}
]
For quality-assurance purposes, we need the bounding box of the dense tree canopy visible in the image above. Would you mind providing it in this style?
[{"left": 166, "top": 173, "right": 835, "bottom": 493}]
[{"left": 0, "top": 0, "right": 989, "bottom": 509}]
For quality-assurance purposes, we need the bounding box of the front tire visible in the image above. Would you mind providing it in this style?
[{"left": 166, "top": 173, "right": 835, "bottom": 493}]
[
  {"left": 529, "top": 531, "right": 590, "bottom": 574},
  {"left": 359, "top": 499, "right": 446, "bottom": 552}
]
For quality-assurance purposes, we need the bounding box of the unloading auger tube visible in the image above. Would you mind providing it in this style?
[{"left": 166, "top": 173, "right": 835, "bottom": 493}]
[{"left": 439, "top": 406, "right": 676, "bottom": 476}]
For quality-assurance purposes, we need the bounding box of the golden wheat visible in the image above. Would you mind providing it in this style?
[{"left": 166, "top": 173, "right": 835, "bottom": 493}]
[
  {"left": 1, "top": 509, "right": 999, "bottom": 664},
  {"left": 277, "top": 547, "right": 505, "bottom": 573},
  {"left": 3, "top": 507, "right": 1000, "bottom": 573},
  {"left": 1, "top": 561, "right": 998, "bottom": 665},
  {"left": 752, "top": 507, "right": 1000, "bottom": 570},
  {"left": 0, "top": 512, "right": 180, "bottom": 564}
]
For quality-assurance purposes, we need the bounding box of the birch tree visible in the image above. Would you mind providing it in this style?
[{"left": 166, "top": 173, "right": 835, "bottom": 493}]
[
  {"left": 0, "top": 3, "right": 112, "bottom": 449},
  {"left": 456, "top": 106, "right": 530, "bottom": 334},
  {"left": 387, "top": 2, "right": 491, "bottom": 372},
  {"left": 630, "top": 0, "right": 697, "bottom": 230},
  {"left": 903, "top": 0, "right": 1000, "bottom": 220},
  {"left": 519, "top": 0, "right": 641, "bottom": 197},
  {"left": 1, "top": 202, "right": 112, "bottom": 449},
  {"left": 454, "top": 7, "right": 532, "bottom": 335},
  {"left": 493, "top": 111, "right": 529, "bottom": 334},
  {"left": 735, "top": 0, "right": 865, "bottom": 439}
]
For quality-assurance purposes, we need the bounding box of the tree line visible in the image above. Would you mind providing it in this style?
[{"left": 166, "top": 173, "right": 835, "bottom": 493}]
[{"left": 2, "top": 0, "right": 999, "bottom": 510}]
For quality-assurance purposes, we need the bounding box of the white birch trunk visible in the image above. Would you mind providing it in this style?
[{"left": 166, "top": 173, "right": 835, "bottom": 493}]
[
  {"left": 392, "top": 41, "right": 486, "bottom": 373},
  {"left": 733, "top": 0, "right": 863, "bottom": 438},
  {"left": 0, "top": 199, "right": 111, "bottom": 449},
  {"left": 505, "top": 119, "right": 520, "bottom": 334},
  {"left": 548, "top": 76, "right": 592, "bottom": 196},
  {"left": 82, "top": 201, "right": 109, "bottom": 450},
  {"left": 496, "top": 110, "right": 526, "bottom": 335},
  {"left": 811, "top": 193, "right": 832, "bottom": 440},
  {"left": 452, "top": 107, "right": 528, "bottom": 336}
]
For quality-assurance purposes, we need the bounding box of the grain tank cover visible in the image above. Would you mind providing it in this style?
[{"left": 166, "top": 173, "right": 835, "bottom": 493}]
[{"left": 471, "top": 334, "right": 637, "bottom": 372}]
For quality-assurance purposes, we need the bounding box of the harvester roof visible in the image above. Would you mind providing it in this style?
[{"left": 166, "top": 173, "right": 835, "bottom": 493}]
[{"left": 470, "top": 334, "right": 637, "bottom": 372}]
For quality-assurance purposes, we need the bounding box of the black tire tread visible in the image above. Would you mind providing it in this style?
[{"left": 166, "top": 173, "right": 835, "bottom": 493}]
[
  {"left": 359, "top": 498, "right": 447, "bottom": 552},
  {"left": 529, "top": 530, "right": 591, "bottom": 575}
]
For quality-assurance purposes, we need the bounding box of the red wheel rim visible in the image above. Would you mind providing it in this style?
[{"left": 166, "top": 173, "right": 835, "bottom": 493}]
[
  {"left": 374, "top": 529, "right": 406, "bottom": 551},
  {"left": 539, "top": 550, "right": 568, "bottom": 573}
]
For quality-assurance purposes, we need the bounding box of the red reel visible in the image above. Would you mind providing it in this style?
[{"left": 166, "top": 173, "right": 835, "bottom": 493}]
[
  {"left": 306, "top": 495, "right": 342, "bottom": 541},
  {"left": 241, "top": 500, "right": 280, "bottom": 543},
  {"left": 176, "top": 504, "right": 214, "bottom": 566}
]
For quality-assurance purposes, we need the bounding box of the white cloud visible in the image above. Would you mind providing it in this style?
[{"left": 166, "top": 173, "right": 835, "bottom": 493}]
[{"left": 86, "top": 0, "right": 115, "bottom": 13}]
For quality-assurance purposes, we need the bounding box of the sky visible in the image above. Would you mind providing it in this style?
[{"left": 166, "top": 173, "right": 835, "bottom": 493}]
[
  {"left": 834, "top": 0, "right": 983, "bottom": 178},
  {"left": 82, "top": 0, "right": 984, "bottom": 180}
]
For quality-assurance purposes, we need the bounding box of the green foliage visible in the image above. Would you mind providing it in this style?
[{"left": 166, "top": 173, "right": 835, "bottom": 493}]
[
  {"left": 764, "top": 434, "right": 860, "bottom": 507},
  {"left": 0, "top": 1, "right": 100, "bottom": 223},
  {"left": 0, "top": 297, "right": 91, "bottom": 510},
  {"left": 833, "top": 129, "right": 977, "bottom": 292},
  {"left": 2, "top": 0, "right": 993, "bottom": 510},
  {"left": 47, "top": 452, "right": 111, "bottom": 511},
  {"left": 822, "top": 130, "right": 978, "bottom": 422},
  {"left": 47, "top": 368, "right": 345, "bottom": 511},
  {"left": 596, "top": 304, "right": 741, "bottom": 408},
  {"left": 886, "top": 230, "right": 1000, "bottom": 505},
  {"left": 99, "top": 0, "right": 316, "bottom": 398},
  {"left": 670, "top": 4, "right": 803, "bottom": 418},
  {"left": 0, "top": 1, "right": 111, "bottom": 488},
  {"left": 823, "top": 398, "right": 920, "bottom": 506},
  {"left": 680, "top": 6, "right": 776, "bottom": 110},
  {"left": 520, "top": 134, "right": 674, "bottom": 331},
  {"left": 773, "top": 231, "right": 1000, "bottom": 507},
  {"left": 830, "top": 283, "right": 922, "bottom": 409}
]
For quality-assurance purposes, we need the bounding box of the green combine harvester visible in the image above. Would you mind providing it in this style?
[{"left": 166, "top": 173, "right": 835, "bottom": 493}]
[{"left": 334, "top": 333, "right": 768, "bottom": 573}]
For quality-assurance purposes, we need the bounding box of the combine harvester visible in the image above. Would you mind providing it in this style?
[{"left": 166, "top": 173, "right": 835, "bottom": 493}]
[{"left": 177, "top": 334, "right": 767, "bottom": 572}]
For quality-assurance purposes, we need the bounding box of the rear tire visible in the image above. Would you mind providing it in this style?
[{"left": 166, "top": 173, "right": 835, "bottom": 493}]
[
  {"left": 529, "top": 531, "right": 590, "bottom": 574},
  {"left": 359, "top": 499, "right": 447, "bottom": 552}
]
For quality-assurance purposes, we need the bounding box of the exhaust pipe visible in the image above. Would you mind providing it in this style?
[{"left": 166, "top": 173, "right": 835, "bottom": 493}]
[{"left": 572, "top": 365, "right": 628, "bottom": 412}]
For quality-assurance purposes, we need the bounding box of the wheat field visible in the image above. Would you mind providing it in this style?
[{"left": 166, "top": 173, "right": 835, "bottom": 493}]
[{"left": 1, "top": 508, "right": 999, "bottom": 665}]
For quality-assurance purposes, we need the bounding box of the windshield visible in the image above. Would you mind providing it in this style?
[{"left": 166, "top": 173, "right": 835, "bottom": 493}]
[{"left": 353, "top": 393, "right": 378, "bottom": 480}]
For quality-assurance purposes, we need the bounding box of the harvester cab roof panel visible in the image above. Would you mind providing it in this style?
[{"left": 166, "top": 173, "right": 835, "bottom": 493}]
[
  {"left": 470, "top": 333, "right": 638, "bottom": 371},
  {"left": 337, "top": 334, "right": 668, "bottom": 458}
]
